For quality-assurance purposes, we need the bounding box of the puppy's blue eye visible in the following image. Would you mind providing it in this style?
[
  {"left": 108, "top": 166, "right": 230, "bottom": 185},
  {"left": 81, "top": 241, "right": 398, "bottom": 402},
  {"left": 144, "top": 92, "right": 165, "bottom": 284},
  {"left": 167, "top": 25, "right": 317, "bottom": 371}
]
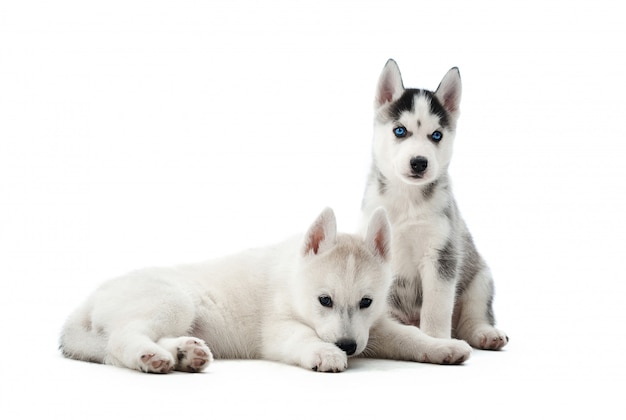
[
  {"left": 393, "top": 126, "right": 407, "bottom": 138},
  {"left": 359, "top": 298, "right": 372, "bottom": 309},
  {"left": 431, "top": 131, "right": 443, "bottom": 141},
  {"left": 319, "top": 296, "right": 333, "bottom": 308}
]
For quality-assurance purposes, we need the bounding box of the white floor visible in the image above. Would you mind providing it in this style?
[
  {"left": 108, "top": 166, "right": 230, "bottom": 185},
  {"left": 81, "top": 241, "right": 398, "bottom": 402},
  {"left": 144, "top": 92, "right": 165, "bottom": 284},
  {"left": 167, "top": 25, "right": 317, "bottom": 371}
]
[{"left": 2, "top": 1, "right": 625, "bottom": 418}]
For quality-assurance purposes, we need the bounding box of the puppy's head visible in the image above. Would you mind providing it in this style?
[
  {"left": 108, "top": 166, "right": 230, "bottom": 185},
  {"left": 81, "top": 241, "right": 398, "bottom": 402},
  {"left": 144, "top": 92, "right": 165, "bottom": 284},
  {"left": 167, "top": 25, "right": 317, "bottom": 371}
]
[
  {"left": 295, "top": 208, "right": 392, "bottom": 357},
  {"left": 373, "top": 59, "right": 461, "bottom": 186}
]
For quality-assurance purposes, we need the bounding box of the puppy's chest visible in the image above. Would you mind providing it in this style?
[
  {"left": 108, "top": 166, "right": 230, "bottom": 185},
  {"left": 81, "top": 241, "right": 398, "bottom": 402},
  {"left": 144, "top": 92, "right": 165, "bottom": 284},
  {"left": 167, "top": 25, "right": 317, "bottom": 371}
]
[{"left": 389, "top": 209, "right": 451, "bottom": 275}]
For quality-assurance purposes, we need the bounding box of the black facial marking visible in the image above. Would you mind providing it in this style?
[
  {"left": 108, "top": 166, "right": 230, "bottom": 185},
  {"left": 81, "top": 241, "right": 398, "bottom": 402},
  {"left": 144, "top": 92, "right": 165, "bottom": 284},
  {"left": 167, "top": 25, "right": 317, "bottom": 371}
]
[
  {"left": 387, "top": 89, "right": 450, "bottom": 129},
  {"left": 437, "top": 239, "right": 458, "bottom": 281},
  {"left": 425, "top": 90, "right": 450, "bottom": 128},
  {"left": 387, "top": 89, "right": 417, "bottom": 120}
]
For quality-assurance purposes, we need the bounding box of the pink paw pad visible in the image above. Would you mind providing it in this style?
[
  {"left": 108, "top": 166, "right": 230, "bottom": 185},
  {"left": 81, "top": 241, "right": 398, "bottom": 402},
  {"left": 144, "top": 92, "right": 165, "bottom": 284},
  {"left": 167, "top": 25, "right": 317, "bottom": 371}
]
[
  {"left": 140, "top": 353, "right": 173, "bottom": 373},
  {"left": 176, "top": 338, "right": 213, "bottom": 373}
]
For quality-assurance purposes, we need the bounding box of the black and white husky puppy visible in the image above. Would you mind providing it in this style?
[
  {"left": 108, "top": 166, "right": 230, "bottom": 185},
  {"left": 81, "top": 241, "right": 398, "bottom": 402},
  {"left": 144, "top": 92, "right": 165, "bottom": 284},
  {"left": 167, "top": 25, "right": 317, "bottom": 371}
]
[{"left": 360, "top": 59, "right": 508, "bottom": 350}]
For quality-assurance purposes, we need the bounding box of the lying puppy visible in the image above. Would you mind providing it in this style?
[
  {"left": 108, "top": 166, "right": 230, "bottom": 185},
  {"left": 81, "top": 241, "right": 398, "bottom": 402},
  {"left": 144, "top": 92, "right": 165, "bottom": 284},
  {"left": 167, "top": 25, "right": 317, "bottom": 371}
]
[{"left": 60, "top": 208, "right": 471, "bottom": 373}]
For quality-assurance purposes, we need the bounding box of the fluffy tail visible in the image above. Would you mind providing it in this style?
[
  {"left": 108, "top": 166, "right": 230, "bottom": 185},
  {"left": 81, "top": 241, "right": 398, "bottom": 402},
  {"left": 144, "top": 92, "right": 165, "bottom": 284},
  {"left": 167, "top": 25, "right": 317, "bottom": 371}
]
[{"left": 59, "top": 303, "right": 107, "bottom": 363}]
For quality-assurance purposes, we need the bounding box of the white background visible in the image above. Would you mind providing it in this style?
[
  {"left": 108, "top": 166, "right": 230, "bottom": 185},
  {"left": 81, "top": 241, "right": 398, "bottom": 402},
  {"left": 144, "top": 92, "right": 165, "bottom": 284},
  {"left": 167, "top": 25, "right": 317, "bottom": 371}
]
[{"left": 1, "top": 0, "right": 625, "bottom": 418}]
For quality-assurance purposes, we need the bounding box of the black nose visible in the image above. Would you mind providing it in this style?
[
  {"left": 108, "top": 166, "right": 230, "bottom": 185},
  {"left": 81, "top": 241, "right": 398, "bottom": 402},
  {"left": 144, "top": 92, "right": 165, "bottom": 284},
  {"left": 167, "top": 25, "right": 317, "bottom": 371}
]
[
  {"left": 410, "top": 156, "right": 428, "bottom": 176},
  {"left": 335, "top": 339, "right": 357, "bottom": 356}
]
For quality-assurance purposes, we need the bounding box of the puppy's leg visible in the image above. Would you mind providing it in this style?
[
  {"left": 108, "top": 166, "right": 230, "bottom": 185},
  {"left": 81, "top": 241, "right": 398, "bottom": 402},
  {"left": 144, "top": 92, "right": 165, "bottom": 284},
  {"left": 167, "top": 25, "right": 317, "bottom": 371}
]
[
  {"left": 365, "top": 315, "right": 471, "bottom": 364},
  {"left": 262, "top": 320, "right": 348, "bottom": 372},
  {"left": 105, "top": 323, "right": 177, "bottom": 373},
  {"left": 106, "top": 332, "right": 213, "bottom": 373},
  {"left": 418, "top": 253, "right": 456, "bottom": 339},
  {"left": 454, "top": 268, "right": 508, "bottom": 350},
  {"left": 104, "top": 298, "right": 200, "bottom": 372}
]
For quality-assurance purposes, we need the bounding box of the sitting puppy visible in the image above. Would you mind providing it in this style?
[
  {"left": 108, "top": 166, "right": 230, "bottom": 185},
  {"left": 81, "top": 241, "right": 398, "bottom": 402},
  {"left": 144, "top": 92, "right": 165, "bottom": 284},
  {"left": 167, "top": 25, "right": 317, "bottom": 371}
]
[{"left": 360, "top": 59, "right": 508, "bottom": 349}]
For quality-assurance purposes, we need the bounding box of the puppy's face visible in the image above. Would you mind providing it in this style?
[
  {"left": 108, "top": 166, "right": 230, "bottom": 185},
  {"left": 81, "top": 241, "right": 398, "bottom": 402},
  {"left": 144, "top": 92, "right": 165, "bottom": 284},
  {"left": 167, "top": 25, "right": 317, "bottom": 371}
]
[
  {"left": 373, "top": 90, "right": 456, "bottom": 186},
  {"left": 297, "top": 238, "right": 391, "bottom": 357},
  {"left": 372, "top": 61, "right": 462, "bottom": 187},
  {"left": 295, "top": 208, "right": 391, "bottom": 357}
]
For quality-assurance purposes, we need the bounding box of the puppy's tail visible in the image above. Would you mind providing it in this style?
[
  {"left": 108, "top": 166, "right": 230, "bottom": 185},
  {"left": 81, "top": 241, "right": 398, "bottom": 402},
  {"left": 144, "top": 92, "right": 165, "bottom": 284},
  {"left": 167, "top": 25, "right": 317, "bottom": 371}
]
[{"left": 59, "top": 302, "right": 107, "bottom": 364}]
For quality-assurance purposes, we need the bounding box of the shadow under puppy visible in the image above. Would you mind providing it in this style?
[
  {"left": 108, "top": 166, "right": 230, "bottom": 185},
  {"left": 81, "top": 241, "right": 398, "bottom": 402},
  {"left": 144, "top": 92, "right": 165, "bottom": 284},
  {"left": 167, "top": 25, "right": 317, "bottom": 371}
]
[{"left": 60, "top": 208, "right": 471, "bottom": 373}]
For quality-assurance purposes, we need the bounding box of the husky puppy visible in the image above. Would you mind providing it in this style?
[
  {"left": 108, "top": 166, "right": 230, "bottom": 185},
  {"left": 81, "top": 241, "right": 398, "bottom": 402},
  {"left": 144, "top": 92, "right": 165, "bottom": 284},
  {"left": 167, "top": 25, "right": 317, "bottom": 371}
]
[
  {"left": 360, "top": 60, "right": 508, "bottom": 350},
  {"left": 60, "top": 208, "right": 471, "bottom": 373}
]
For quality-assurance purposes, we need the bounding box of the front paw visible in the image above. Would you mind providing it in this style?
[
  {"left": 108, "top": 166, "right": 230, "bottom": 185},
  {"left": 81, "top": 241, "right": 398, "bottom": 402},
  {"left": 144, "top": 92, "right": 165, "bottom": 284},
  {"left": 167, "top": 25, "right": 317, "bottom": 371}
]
[
  {"left": 468, "top": 327, "right": 509, "bottom": 350},
  {"left": 307, "top": 345, "right": 348, "bottom": 373},
  {"left": 421, "top": 339, "right": 472, "bottom": 365}
]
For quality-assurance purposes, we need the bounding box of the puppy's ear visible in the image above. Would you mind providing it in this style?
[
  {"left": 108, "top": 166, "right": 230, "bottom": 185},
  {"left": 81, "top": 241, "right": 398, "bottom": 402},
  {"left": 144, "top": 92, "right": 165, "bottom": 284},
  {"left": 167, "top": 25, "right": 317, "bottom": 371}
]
[
  {"left": 364, "top": 208, "right": 391, "bottom": 262},
  {"left": 302, "top": 208, "right": 337, "bottom": 256},
  {"left": 375, "top": 59, "right": 404, "bottom": 108},
  {"left": 435, "top": 67, "right": 462, "bottom": 116}
]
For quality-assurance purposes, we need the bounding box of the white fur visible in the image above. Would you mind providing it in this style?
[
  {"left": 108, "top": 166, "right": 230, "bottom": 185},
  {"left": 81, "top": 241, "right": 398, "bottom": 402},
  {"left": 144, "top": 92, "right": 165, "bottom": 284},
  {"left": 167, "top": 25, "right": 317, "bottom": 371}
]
[
  {"left": 361, "top": 59, "right": 508, "bottom": 350},
  {"left": 60, "top": 208, "right": 471, "bottom": 373}
]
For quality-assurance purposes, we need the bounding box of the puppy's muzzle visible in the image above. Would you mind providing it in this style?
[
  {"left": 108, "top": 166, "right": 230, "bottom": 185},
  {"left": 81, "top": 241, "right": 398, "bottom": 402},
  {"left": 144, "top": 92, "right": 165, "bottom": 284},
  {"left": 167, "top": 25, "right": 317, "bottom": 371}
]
[
  {"left": 410, "top": 156, "right": 428, "bottom": 178},
  {"left": 335, "top": 339, "right": 357, "bottom": 356}
]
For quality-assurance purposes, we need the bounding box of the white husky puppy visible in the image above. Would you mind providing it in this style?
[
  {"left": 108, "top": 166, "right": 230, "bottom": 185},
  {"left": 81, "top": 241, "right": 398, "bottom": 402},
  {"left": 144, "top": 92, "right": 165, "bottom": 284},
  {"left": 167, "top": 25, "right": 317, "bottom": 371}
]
[
  {"left": 60, "top": 208, "right": 471, "bottom": 373},
  {"left": 360, "top": 60, "right": 508, "bottom": 350}
]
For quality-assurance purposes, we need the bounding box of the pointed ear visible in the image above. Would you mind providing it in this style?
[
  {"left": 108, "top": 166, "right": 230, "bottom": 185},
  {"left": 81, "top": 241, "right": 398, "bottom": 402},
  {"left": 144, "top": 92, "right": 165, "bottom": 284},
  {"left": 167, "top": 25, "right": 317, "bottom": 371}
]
[
  {"left": 302, "top": 208, "right": 337, "bottom": 256},
  {"left": 435, "top": 67, "right": 462, "bottom": 115},
  {"left": 364, "top": 208, "right": 391, "bottom": 262},
  {"left": 375, "top": 59, "right": 404, "bottom": 108}
]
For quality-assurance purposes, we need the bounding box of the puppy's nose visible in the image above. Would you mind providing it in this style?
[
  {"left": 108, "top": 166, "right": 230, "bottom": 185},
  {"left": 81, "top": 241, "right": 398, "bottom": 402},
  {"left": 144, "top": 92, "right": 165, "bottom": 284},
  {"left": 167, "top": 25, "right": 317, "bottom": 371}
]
[
  {"left": 335, "top": 339, "right": 357, "bottom": 356},
  {"left": 410, "top": 156, "right": 428, "bottom": 176}
]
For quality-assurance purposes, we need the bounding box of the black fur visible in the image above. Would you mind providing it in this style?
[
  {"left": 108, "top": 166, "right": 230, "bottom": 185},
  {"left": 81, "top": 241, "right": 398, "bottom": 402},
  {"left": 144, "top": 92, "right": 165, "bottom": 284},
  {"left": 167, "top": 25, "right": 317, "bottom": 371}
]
[
  {"left": 426, "top": 91, "right": 450, "bottom": 128},
  {"left": 423, "top": 173, "right": 450, "bottom": 201},
  {"left": 485, "top": 294, "right": 496, "bottom": 325},
  {"left": 388, "top": 277, "right": 405, "bottom": 309},
  {"left": 422, "top": 180, "right": 438, "bottom": 200},
  {"left": 387, "top": 89, "right": 450, "bottom": 129},
  {"left": 394, "top": 276, "right": 409, "bottom": 288},
  {"left": 388, "top": 275, "right": 423, "bottom": 313},
  {"left": 455, "top": 233, "right": 486, "bottom": 298},
  {"left": 437, "top": 240, "right": 458, "bottom": 281},
  {"left": 387, "top": 89, "right": 416, "bottom": 120}
]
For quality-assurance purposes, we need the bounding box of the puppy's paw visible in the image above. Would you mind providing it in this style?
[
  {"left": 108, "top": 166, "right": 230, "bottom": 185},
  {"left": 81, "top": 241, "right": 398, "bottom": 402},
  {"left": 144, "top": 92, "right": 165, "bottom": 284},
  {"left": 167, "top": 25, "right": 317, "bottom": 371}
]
[
  {"left": 307, "top": 345, "right": 348, "bottom": 373},
  {"left": 467, "top": 326, "right": 509, "bottom": 350},
  {"left": 139, "top": 351, "right": 175, "bottom": 373},
  {"left": 175, "top": 337, "right": 213, "bottom": 372},
  {"left": 421, "top": 338, "right": 472, "bottom": 365}
]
